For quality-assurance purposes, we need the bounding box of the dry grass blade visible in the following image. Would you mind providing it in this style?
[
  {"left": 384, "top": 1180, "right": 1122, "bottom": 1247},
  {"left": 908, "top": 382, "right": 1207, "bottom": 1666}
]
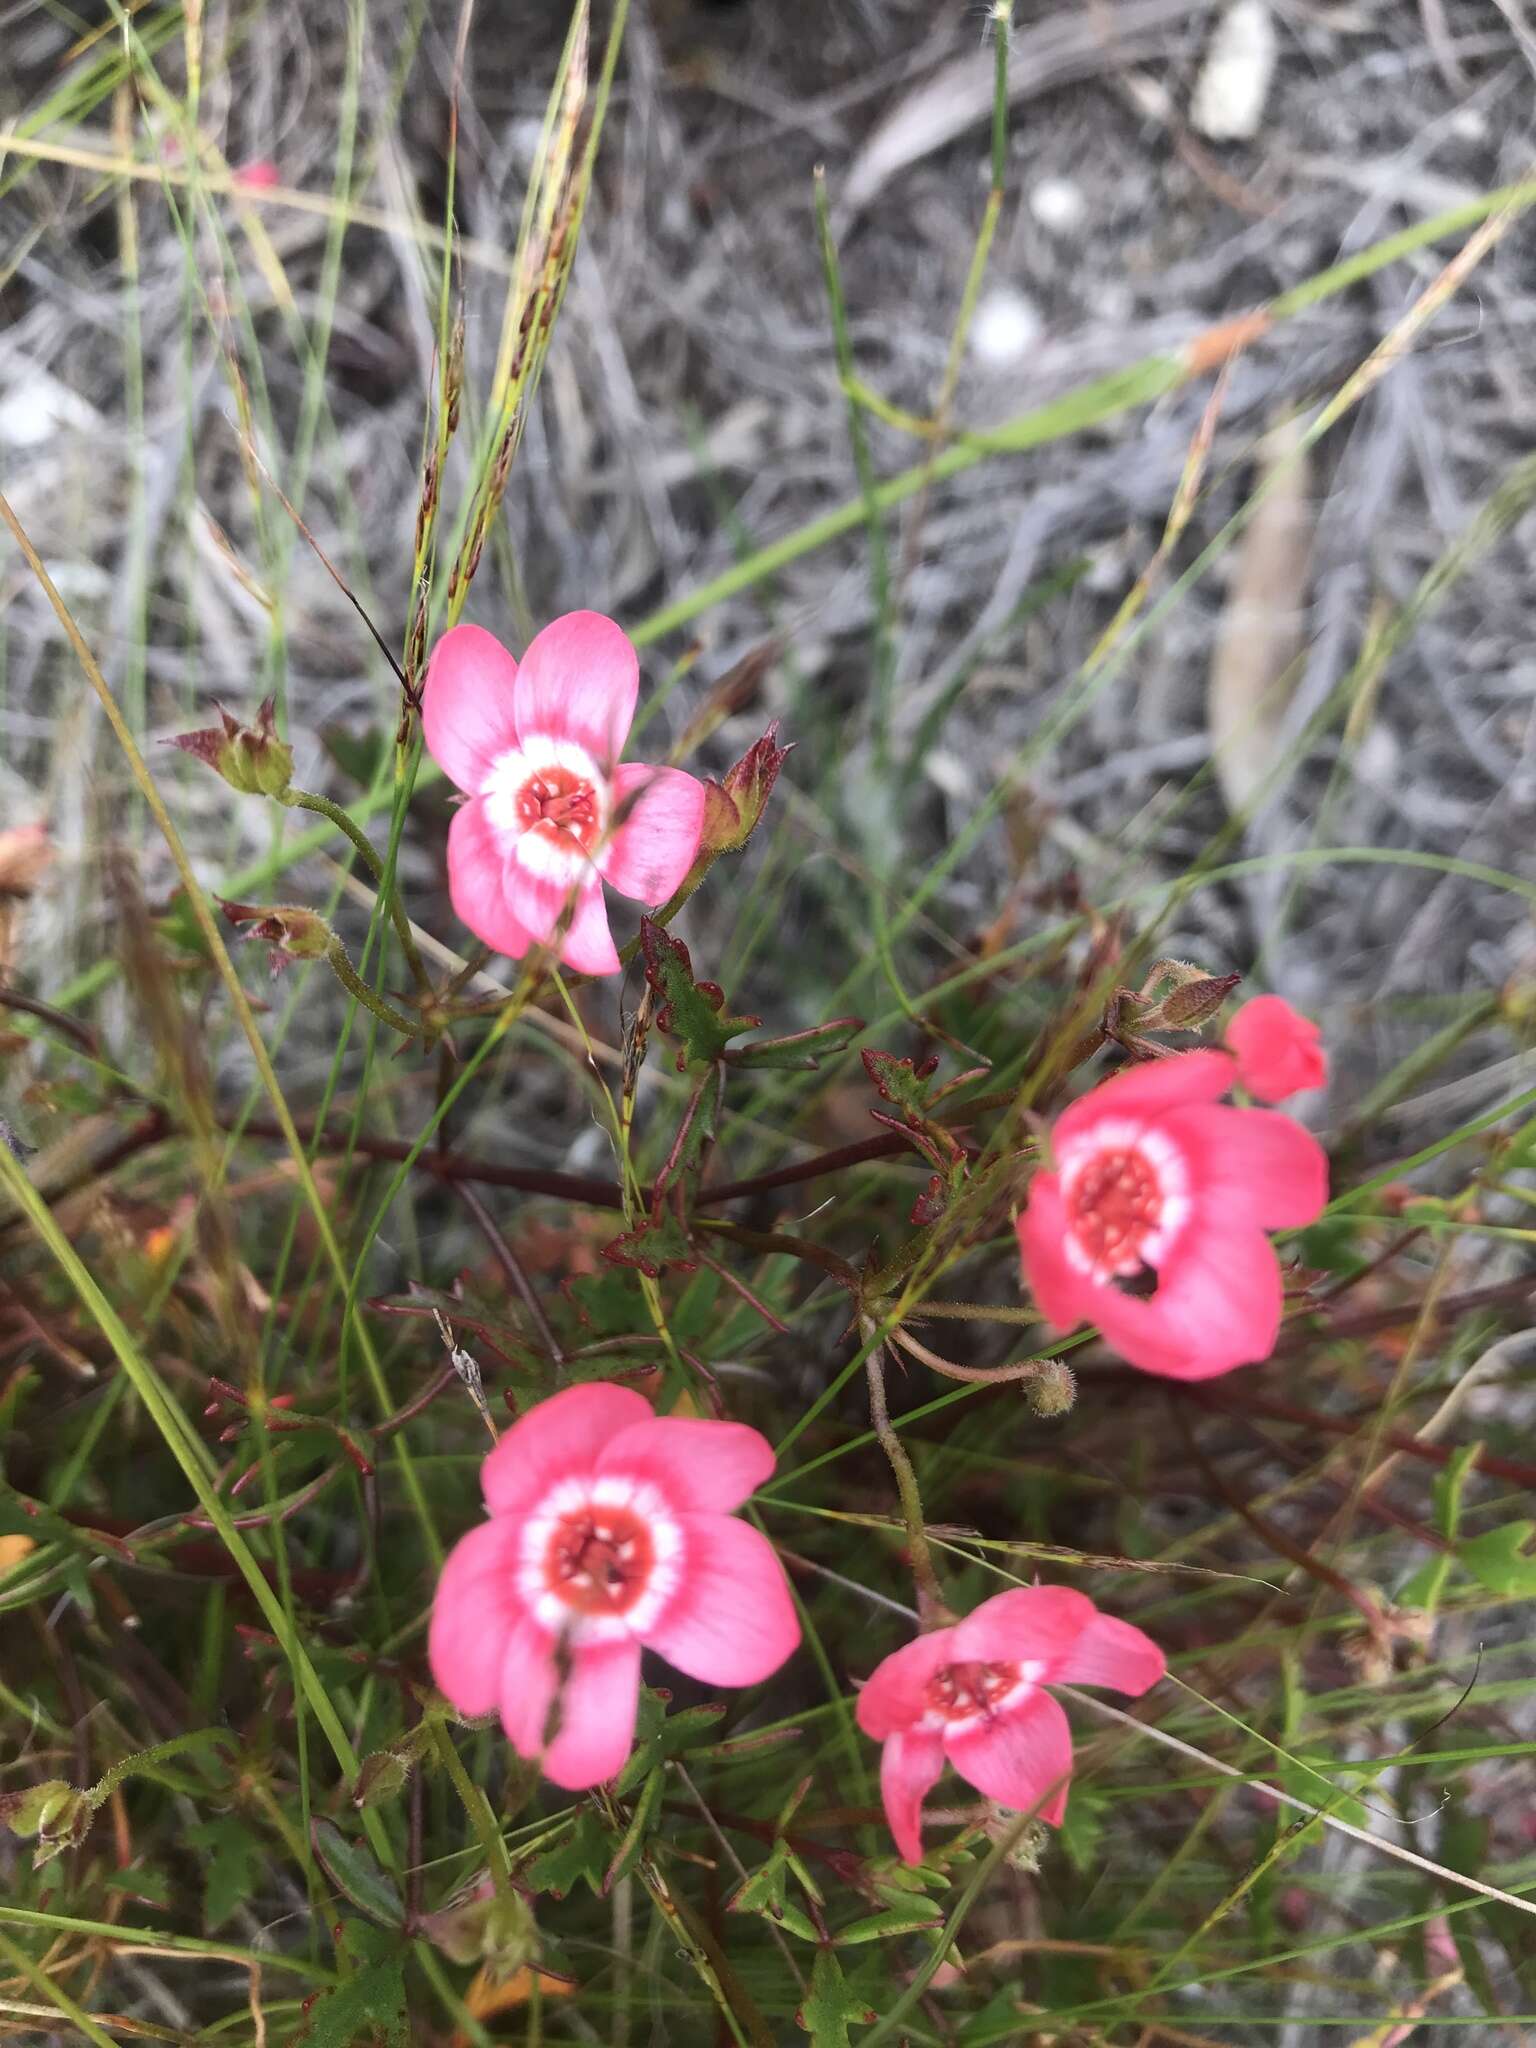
[{"left": 1206, "top": 414, "right": 1315, "bottom": 816}]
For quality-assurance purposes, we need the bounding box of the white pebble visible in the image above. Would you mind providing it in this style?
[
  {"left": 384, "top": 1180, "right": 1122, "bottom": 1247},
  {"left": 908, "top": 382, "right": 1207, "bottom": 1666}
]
[
  {"left": 969, "top": 286, "right": 1043, "bottom": 368},
  {"left": 1029, "top": 176, "right": 1087, "bottom": 236},
  {"left": 1191, "top": 0, "right": 1278, "bottom": 143}
]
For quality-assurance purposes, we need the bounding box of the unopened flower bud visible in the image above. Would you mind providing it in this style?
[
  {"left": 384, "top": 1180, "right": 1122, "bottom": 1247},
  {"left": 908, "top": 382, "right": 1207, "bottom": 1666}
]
[
  {"left": 0, "top": 1779, "right": 93, "bottom": 1863},
  {"left": 698, "top": 723, "right": 792, "bottom": 858},
  {"left": 218, "top": 900, "right": 335, "bottom": 975},
  {"left": 1026, "top": 1359, "right": 1076, "bottom": 1418},
  {"left": 352, "top": 1747, "right": 412, "bottom": 1809},
  {"left": 480, "top": 1889, "right": 538, "bottom": 1983},
  {"left": 985, "top": 1808, "right": 1049, "bottom": 1873},
  {"left": 420, "top": 1876, "right": 536, "bottom": 1978},
  {"left": 1158, "top": 971, "right": 1241, "bottom": 1031},
  {"left": 171, "top": 698, "right": 294, "bottom": 798}
]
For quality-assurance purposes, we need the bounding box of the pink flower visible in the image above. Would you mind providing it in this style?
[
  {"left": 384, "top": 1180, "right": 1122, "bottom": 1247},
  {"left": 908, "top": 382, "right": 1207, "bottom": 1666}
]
[
  {"left": 1016, "top": 1050, "right": 1327, "bottom": 1380},
  {"left": 232, "top": 158, "right": 280, "bottom": 192},
  {"left": 423, "top": 614, "right": 707, "bottom": 976},
  {"left": 855, "top": 1586, "right": 1164, "bottom": 1864},
  {"left": 429, "top": 1382, "right": 799, "bottom": 1791},
  {"left": 1225, "top": 994, "right": 1328, "bottom": 1102}
]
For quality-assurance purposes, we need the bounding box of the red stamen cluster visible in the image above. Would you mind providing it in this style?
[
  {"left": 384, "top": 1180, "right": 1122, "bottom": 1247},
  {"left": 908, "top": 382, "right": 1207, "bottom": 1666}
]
[
  {"left": 925, "top": 1660, "right": 1018, "bottom": 1722},
  {"left": 516, "top": 768, "right": 601, "bottom": 850},
  {"left": 1067, "top": 1149, "right": 1161, "bottom": 1272},
  {"left": 544, "top": 1505, "right": 653, "bottom": 1616}
]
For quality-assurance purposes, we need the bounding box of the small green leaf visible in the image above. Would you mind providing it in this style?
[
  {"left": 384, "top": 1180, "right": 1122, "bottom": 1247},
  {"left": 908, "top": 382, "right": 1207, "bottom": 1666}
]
[
  {"left": 294, "top": 1922, "right": 408, "bottom": 2047},
  {"left": 188, "top": 1817, "right": 259, "bottom": 1932},
  {"left": 310, "top": 1819, "right": 406, "bottom": 1929},
  {"left": 1460, "top": 1521, "right": 1536, "bottom": 1598},
  {"left": 834, "top": 1902, "right": 942, "bottom": 1944},
  {"left": 526, "top": 1808, "right": 611, "bottom": 1900},
  {"left": 861, "top": 1047, "right": 941, "bottom": 1120},
  {"left": 795, "top": 1948, "right": 876, "bottom": 2044},
  {"left": 603, "top": 1765, "right": 664, "bottom": 1893},
  {"left": 725, "top": 1017, "right": 863, "bottom": 1072},
  {"left": 640, "top": 919, "right": 758, "bottom": 1069}
]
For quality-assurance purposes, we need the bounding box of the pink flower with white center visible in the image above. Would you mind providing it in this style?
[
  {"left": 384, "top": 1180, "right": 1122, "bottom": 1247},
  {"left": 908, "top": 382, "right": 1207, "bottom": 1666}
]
[
  {"left": 856, "top": 1586, "right": 1164, "bottom": 1864},
  {"left": 1016, "top": 1050, "right": 1327, "bottom": 1380},
  {"left": 1225, "top": 994, "right": 1328, "bottom": 1103},
  {"left": 429, "top": 1383, "right": 799, "bottom": 1791},
  {"left": 422, "top": 614, "right": 708, "bottom": 977}
]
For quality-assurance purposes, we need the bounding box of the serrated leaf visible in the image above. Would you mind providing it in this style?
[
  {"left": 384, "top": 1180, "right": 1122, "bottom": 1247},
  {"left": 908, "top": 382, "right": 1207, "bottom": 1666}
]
[
  {"left": 311, "top": 1820, "right": 405, "bottom": 1929},
  {"left": 795, "top": 1948, "right": 876, "bottom": 2044},
  {"left": 602, "top": 1199, "right": 698, "bottom": 1277},
  {"left": 187, "top": 1817, "right": 260, "bottom": 1932},
  {"left": 861, "top": 1047, "right": 941, "bottom": 1121},
  {"left": 615, "top": 1697, "right": 727, "bottom": 1797},
  {"left": 526, "top": 1808, "right": 610, "bottom": 1900},
  {"left": 640, "top": 919, "right": 757, "bottom": 1068},
  {"left": 727, "top": 1839, "right": 791, "bottom": 1916},
  {"left": 1459, "top": 1521, "right": 1536, "bottom": 1598},
  {"left": 294, "top": 1923, "right": 408, "bottom": 2047}
]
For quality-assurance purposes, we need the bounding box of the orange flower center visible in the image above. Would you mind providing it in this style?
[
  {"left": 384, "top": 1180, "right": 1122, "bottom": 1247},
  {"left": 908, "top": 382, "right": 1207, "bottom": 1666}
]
[
  {"left": 1066, "top": 1147, "right": 1162, "bottom": 1274},
  {"left": 543, "top": 1505, "right": 654, "bottom": 1616},
  {"left": 516, "top": 766, "right": 601, "bottom": 852},
  {"left": 926, "top": 1660, "right": 1018, "bottom": 1722}
]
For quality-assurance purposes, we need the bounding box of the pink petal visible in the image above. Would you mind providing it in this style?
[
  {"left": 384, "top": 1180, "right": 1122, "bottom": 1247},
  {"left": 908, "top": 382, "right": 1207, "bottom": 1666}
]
[
  {"left": 422, "top": 624, "right": 521, "bottom": 796},
  {"left": 595, "top": 1417, "right": 775, "bottom": 1514},
  {"left": 542, "top": 1638, "right": 642, "bottom": 1791},
  {"left": 559, "top": 876, "right": 621, "bottom": 976},
  {"left": 502, "top": 857, "right": 620, "bottom": 977},
  {"left": 500, "top": 1613, "right": 558, "bottom": 1758},
  {"left": 644, "top": 1514, "right": 799, "bottom": 1686},
  {"left": 597, "top": 764, "right": 707, "bottom": 904},
  {"left": 954, "top": 1587, "right": 1164, "bottom": 1696},
  {"left": 854, "top": 1628, "right": 959, "bottom": 1742},
  {"left": 945, "top": 1687, "right": 1074, "bottom": 1827},
  {"left": 515, "top": 611, "right": 639, "bottom": 769},
  {"left": 482, "top": 1381, "right": 654, "bottom": 1521},
  {"left": 1088, "top": 1221, "right": 1284, "bottom": 1380},
  {"left": 1164, "top": 1104, "right": 1329, "bottom": 1233},
  {"left": 1226, "top": 995, "right": 1328, "bottom": 1103},
  {"left": 446, "top": 799, "right": 535, "bottom": 960},
  {"left": 1054, "top": 1050, "right": 1234, "bottom": 1148},
  {"left": 1015, "top": 1173, "right": 1092, "bottom": 1332},
  {"left": 429, "top": 1518, "right": 525, "bottom": 1717},
  {"left": 880, "top": 1728, "right": 946, "bottom": 1866}
]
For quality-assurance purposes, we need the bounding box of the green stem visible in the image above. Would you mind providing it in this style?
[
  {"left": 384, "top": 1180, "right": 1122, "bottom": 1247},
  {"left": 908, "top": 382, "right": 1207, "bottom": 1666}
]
[
  {"left": 860, "top": 1323, "right": 947, "bottom": 1626},
  {"left": 428, "top": 1719, "right": 513, "bottom": 1891},
  {"left": 281, "top": 786, "right": 430, "bottom": 990},
  {"left": 324, "top": 938, "right": 421, "bottom": 1037}
]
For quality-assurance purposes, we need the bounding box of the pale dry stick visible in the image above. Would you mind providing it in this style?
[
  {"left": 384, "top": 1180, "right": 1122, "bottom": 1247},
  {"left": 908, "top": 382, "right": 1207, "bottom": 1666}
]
[{"left": 1060, "top": 1688, "right": 1536, "bottom": 1922}]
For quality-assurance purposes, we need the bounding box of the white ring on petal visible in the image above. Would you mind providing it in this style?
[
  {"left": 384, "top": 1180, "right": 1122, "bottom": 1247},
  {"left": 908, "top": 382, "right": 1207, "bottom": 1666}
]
[
  {"left": 481, "top": 735, "right": 609, "bottom": 838},
  {"left": 516, "top": 1472, "right": 684, "bottom": 1644},
  {"left": 1056, "top": 1117, "right": 1193, "bottom": 1281}
]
